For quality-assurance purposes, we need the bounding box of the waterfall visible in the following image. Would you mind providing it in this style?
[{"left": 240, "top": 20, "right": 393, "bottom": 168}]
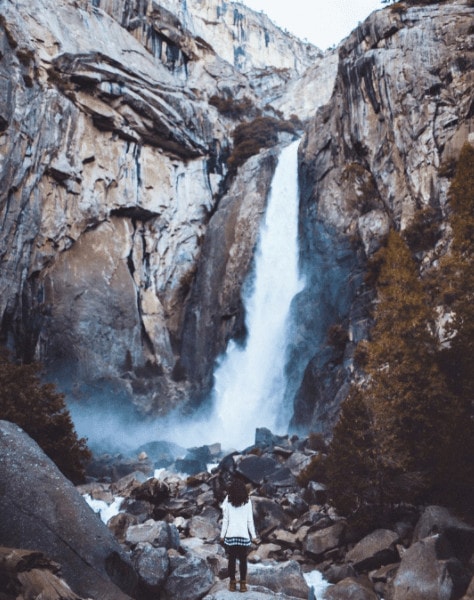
[{"left": 206, "top": 140, "right": 304, "bottom": 450}]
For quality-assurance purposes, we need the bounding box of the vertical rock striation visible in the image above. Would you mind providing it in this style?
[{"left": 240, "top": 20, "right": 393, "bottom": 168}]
[
  {"left": 293, "top": 0, "right": 474, "bottom": 433},
  {"left": 1, "top": 0, "right": 472, "bottom": 435},
  {"left": 0, "top": 0, "right": 319, "bottom": 417}
]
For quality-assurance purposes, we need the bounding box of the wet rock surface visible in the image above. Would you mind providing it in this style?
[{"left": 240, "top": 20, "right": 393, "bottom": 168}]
[{"left": 80, "top": 426, "right": 473, "bottom": 599}]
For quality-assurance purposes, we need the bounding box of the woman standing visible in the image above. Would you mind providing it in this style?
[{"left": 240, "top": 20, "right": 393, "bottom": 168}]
[{"left": 220, "top": 479, "right": 258, "bottom": 592}]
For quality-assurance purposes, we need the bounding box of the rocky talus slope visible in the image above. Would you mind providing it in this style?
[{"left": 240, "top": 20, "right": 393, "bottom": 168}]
[{"left": 2, "top": 421, "right": 474, "bottom": 599}]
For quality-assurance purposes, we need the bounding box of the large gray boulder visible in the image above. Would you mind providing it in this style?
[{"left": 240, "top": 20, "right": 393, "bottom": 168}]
[
  {"left": 163, "top": 552, "right": 214, "bottom": 600},
  {"left": 248, "top": 560, "right": 310, "bottom": 599},
  {"left": 324, "top": 577, "right": 378, "bottom": 600},
  {"left": 0, "top": 421, "right": 137, "bottom": 599},
  {"left": 414, "top": 506, "right": 474, "bottom": 562},
  {"left": 346, "top": 529, "right": 399, "bottom": 571},
  {"left": 204, "top": 580, "right": 304, "bottom": 599},
  {"left": 389, "top": 535, "right": 471, "bottom": 600},
  {"left": 303, "top": 521, "right": 346, "bottom": 558},
  {"left": 131, "top": 543, "right": 169, "bottom": 594},
  {"left": 252, "top": 496, "right": 292, "bottom": 533}
]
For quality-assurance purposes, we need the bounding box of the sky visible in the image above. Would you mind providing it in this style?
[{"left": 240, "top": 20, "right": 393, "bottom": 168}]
[{"left": 240, "top": 0, "right": 385, "bottom": 50}]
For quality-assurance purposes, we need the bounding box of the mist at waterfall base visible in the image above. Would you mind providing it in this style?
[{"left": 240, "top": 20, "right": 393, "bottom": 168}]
[{"left": 70, "top": 141, "right": 304, "bottom": 455}]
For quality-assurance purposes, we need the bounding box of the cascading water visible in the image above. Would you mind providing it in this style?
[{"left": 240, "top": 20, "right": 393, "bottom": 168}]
[{"left": 205, "top": 140, "right": 304, "bottom": 450}]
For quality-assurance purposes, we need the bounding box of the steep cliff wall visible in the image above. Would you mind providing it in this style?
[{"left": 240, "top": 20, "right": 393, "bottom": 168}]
[
  {"left": 1, "top": 0, "right": 472, "bottom": 434},
  {"left": 292, "top": 0, "right": 474, "bottom": 434},
  {"left": 0, "top": 0, "right": 316, "bottom": 415}
]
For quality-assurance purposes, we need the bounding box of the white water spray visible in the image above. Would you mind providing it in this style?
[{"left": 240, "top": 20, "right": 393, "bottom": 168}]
[
  {"left": 206, "top": 140, "right": 304, "bottom": 450},
  {"left": 71, "top": 141, "right": 304, "bottom": 455}
]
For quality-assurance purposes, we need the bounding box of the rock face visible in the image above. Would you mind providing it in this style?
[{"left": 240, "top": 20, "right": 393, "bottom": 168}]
[
  {"left": 0, "top": 0, "right": 316, "bottom": 418},
  {"left": 292, "top": 0, "right": 474, "bottom": 432},
  {"left": 0, "top": 420, "right": 137, "bottom": 599},
  {"left": 1, "top": 0, "right": 473, "bottom": 434}
]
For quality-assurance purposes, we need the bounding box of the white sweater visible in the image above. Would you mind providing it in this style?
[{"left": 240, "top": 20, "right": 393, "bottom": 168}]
[{"left": 220, "top": 496, "right": 256, "bottom": 541}]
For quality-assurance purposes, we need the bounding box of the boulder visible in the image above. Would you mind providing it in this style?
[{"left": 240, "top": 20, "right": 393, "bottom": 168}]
[
  {"left": 0, "top": 547, "right": 86, "bottom": 600},
  {"left": 254, "top": 428, "right": 290, "bottom": 449},
  {"left": 134, "top": 440, "right": 186, "bottom": 468},
  {"left": 461, "top": 577, "right": 474, "bottom": 600},
  {"left": 284, "top": 452, "right": 313, "bottom": 478},
  {"left": 163, "top": 552, "right": 214, "bottom": 600},
  {"left": 179, "top": 538, "right": 227, "bottom": 577},
  {"left": 250, "top": 543, "right": 282, "bottom": 562},
  {"left": 129, "top": 477, "right": 170, "bottom": 505},
  {"left": 266, "top": 467, "right": 297, "bottom": 488},
  {"left": 204, "top": 580, "right": 304, "bottom": 599},
  {"left": 87, "top": 454, "right": 153, "bottom": 482},
  {"left": 125, "top": 519, "right": 180, "bottom": 549},
  {"left": 269, "top": 529, "right": 299, "bottom": 548},
  {"left": 324, "top": 576, "right": 378, "bottom": 600},
  {"left": 304, "top": 481, "right": 328, "bottom": 505},
  {"left": 248, "top": 560, "right": 310, "bottom": 599},
  {"left": 252, "top": 497, "right": 292, "bottom": 534},
  {"left": 132, "top": 543, "right": 169, "bottom": 592},
  {"left": 303, "top": 521, "right": 346, "bottom": 558},
  {"left": 323, "top": 563, "right": 357, "bottom": 584},
  {"left": 413, "top": 506, "right": 474, "bottom": 562},
  {"left": 281, "top": 493, "right": 309, "bottom": 517},
  {"left": 107, "top": 513, "right": 139, "bottom": 543},
  {"left": 346, "top": 529, "right": 399, "bottom": 571},
  {"left": 110, "top": 471, "right": 149, "bottom": 496},
  {"left": 236, "top": 455, "right": 280, "bottom": 485},
  {"left": 0, "top": 421, "right": 137, "bottom": 600},
  {"left": 189, "top": 515, "right": 220, "bottom": 540},
  {"left": 389, "top": 535, "right": 471, "bottom": 600}
]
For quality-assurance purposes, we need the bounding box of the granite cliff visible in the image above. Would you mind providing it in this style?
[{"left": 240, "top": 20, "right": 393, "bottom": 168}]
[{"left": 0, "top": 0, "right": 473, "bottom": 433}]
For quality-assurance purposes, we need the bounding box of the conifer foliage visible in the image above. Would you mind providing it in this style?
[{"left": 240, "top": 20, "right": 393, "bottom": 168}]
[
  {"left": 327, "top": 232, "right": 452, "bottom": 521},
  {"left": 326, "top": 143, "right": 474, "bottom": 522},
  {"left": 435, "top": 143, "right": 474, "bottom": 509},
  {"left": 0, "top": 348, "right": 91, "bottom": 483}
]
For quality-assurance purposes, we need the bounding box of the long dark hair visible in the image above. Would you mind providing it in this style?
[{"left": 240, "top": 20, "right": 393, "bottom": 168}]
[{"left": 228, "top": 479, "right": 249, "bottom": 507}]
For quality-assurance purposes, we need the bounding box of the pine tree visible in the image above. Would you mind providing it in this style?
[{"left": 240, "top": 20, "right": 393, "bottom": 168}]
[
  {"left": 434, "top": 143, "right": 474, "bottom": 510},
  {"left": 326, "top": 388, "right": 383, "bottom": 525},
  {"left": 0, "top": 348, "right": 91, "bottom": 483},
  {"left": 362, "top": 230, "right": 453, "bottom": 500}
]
